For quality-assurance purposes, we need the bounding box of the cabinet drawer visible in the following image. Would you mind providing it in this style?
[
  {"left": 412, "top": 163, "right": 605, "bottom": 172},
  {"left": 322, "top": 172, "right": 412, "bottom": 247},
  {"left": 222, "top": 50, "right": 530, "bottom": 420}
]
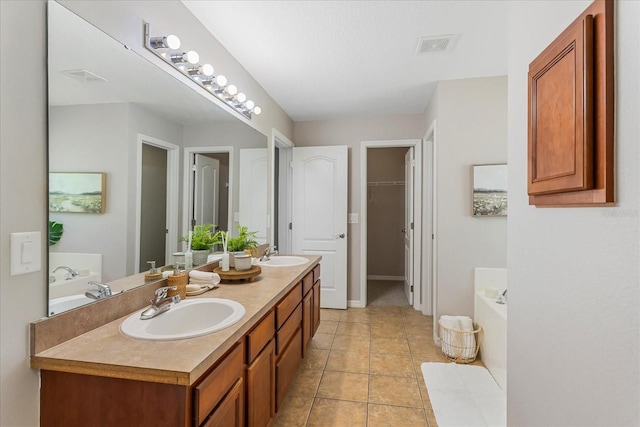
[
  {"left": 246, "top": 310, "right": 275, "bottom": 363},
  {"left": 313, "top": 264, "right": 320, "bottom": 284},
  {"left": 202, "top": 377, "right": 244, "bottom": 427},
  {"left": 302, "top": 271, "right": 313, "bottom": 296},
  {"left": 194, "top": 342, "right": 245, "bottom": 426},
  {"left": 276, "top": 283, "right": 301, "bottom": 329},
  {"left": 275, "top": 327, "right": 302, "bottom": 411},
  {"left": 276, "top": 303, "right": 302, "bottom": 356},
  {"left": 302, "top": 290, "right": 313, "bottom": 357}
]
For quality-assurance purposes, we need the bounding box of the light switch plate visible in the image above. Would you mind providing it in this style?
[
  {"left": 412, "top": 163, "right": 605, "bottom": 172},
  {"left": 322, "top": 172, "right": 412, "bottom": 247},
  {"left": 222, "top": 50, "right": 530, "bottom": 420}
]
[
  {"left": 348, "top": 213, "right": 359, "bottom": 224},
  {"left": 10, "top": 231, "right": 42, "bottom": 276}
]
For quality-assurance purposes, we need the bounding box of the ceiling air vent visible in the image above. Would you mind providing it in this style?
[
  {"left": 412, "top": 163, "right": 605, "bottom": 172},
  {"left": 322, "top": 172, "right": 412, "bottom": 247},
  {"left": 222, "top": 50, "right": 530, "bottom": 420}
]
[
  {"left": 416, "top": 34, "right": 458, "bottom": 54},
  {"left": 61, "top": 68, "right": 108, "bottom": 83}
]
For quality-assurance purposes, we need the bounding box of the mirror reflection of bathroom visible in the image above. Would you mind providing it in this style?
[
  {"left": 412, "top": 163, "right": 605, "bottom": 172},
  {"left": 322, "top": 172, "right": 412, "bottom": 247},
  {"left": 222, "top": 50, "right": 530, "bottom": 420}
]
[
  {"left": 188, "top": 152, "right": 230, "bottom": 235},
  {"left": 47, "top": 1, "right": 268, "bottom": 316}
]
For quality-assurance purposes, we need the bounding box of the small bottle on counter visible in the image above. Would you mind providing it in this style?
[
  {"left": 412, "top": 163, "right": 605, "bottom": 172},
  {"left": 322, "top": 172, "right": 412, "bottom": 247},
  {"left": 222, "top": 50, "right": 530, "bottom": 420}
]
[
  {"left": 221, "top": 252, "right": 230, "bottom": 272},
  {"left": 167, "top": 262, "right": 187, "bottom": 299},
  {"left": 144, "top": 261, "right": 163, "bottom": 282}
]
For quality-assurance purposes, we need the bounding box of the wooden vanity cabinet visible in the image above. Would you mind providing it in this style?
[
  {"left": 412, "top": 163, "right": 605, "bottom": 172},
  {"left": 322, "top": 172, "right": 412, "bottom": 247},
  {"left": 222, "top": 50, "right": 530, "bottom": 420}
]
[{"left": 37, "top": 261, "right": 322, "bottom": 427}]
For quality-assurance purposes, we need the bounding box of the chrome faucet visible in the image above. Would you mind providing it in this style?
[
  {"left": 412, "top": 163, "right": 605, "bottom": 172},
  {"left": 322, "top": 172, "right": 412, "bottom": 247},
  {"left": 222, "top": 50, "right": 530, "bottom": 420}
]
[
  {"left": 496, "top": 289, "right": 507, "bottom": 304},
  {"left": 260, "top": 246, "right": 278, "bottom": 262},
  {"left": 52, "top": 266, "right": 78, "bottom": 280},
  {"left": 140, "top": 286, "right": 181, "bottom": 320},
  {"left": 85, "top": 281, "right": 113, "bottom": 300}
]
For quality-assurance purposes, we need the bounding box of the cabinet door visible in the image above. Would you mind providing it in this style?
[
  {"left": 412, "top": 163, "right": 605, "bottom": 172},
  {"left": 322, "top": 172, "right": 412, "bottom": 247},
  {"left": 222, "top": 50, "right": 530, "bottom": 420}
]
[
  {"left": 246, "top": 340, "right": 275, "bottom": 427},
  {"left": 275, "top": 327, "right": 303, "bottom": 411},
  {"left": 313, "top": 281, "right": 321, "bottom": 336},
  {"left": 202, "top": 378, "right": 244, "bottom": 427},
  {"left": 302, "top": 290, "right": 313, "bottom": 357}
]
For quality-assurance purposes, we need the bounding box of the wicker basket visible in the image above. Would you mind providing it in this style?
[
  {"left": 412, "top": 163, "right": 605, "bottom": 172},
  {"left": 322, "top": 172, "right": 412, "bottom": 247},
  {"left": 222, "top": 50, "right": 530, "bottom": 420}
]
[{"left": 438, "top": 320, "right": 483, "bottom": 364}]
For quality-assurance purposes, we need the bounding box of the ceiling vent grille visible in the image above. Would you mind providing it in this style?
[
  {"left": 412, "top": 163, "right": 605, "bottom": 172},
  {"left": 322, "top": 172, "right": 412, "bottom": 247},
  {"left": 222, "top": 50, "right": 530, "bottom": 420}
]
[
  {"left": 61, "top": 68, "right": 108, "bottom": 83},
  {"left": 416, "top": 34, "right": 458, "bottom": 54}
]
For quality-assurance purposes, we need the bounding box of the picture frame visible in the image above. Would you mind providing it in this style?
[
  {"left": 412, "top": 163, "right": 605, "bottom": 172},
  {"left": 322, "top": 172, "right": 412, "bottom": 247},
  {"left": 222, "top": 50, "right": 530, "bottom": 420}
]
[
  {"left": 473, "top": 164, "right": 507, "bottom": 216},
  {"left": 49, "top": 172, "right": 106, "bottom": 213}
]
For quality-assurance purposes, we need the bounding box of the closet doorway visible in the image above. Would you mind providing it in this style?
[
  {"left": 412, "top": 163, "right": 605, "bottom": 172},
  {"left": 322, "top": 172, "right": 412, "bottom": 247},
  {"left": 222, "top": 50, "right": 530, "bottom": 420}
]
[{"left": 360, "top": 139, "right": 422, "bottom": 309}]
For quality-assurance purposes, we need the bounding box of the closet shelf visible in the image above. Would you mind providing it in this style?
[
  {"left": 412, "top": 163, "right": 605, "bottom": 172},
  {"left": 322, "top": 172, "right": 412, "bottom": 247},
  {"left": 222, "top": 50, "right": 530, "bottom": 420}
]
[{"left": 367, "top": 181, "right": 405, "bottom": 186}]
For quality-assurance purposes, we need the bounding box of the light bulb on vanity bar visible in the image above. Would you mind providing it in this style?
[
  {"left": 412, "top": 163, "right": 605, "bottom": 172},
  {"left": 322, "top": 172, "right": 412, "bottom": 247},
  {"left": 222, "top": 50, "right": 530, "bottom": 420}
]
[
  {"left": 215, "top": 75, "right": 228, "bottom": 88},
  {"left": 170, "top": 50, "right": 199, "bottom": 65},
  {"left": 150, "top": 34, "right": 180, "bottom": 50}
]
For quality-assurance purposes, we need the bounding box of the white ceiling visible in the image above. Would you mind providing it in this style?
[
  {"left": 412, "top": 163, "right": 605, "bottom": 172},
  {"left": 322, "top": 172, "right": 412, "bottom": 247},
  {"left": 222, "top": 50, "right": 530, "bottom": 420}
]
[{"left": 183, "top": 1, "right": 509, "bottom": 122}]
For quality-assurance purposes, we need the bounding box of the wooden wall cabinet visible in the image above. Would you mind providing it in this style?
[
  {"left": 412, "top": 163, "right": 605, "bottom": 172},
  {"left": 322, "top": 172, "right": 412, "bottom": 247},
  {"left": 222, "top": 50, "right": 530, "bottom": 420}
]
[{"left": 528, "top": 0, "right": 613, "bottom": 206}]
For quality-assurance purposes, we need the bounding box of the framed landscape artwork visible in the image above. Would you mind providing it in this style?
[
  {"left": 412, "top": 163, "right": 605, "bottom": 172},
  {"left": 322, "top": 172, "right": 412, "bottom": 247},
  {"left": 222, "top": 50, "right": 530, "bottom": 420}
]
[
  {"left": 473, "top": 164, "right": 507, "bottom": 216},
  {"left": 49, "top": 172, "right": 106, "bottom": 213}
]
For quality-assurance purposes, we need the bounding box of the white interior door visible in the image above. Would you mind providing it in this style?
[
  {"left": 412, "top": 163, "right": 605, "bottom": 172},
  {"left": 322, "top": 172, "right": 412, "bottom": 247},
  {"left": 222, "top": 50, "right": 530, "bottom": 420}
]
[
  {"left": 194, "top": 154, "right": 219, "bottom": 226},
  {"left": 239, "top": 148, "right": 268, "bottom": 244},
  {"left": 292, "top": 146, "right": 348, "bottom": 309},
  {"left": 404, "top": 148, "right": 415, "bottom": 305}
]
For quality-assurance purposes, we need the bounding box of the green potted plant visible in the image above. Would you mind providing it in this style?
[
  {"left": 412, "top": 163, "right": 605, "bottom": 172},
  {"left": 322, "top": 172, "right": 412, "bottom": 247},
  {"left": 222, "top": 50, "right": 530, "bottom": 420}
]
[
  {"left": 213, "top": 225, "right": 259, "bottom": 267},
  {"left": 183, "top": 224, "right": 216, "bottom": 266},
  {"left": 48, "top": 221, "right": 64, "bottom": 246}
]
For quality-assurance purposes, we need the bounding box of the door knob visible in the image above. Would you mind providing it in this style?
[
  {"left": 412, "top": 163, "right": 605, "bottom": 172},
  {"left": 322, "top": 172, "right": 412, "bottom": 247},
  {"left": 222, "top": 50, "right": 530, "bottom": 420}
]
[{"left": 336, "top": 233, "right": 345, "bottom": 239}]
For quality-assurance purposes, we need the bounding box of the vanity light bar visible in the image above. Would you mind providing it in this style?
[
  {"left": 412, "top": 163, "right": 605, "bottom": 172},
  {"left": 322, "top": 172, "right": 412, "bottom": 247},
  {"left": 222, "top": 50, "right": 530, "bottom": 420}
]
[{"left": 144, "top": 23, "right": 261, "bottom": 120}]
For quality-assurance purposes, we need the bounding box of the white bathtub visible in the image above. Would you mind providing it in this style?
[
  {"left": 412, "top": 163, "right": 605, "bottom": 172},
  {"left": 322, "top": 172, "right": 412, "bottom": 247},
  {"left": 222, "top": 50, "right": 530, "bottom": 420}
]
[
  {"left": 49, "top": 294, "right": 96, "bottom": 316},
  {"left": 474, "top": 267, "right": 507, "bottom": 391},
  {"left": 49, "top": 252, "right": 102, "bottom": 299}
]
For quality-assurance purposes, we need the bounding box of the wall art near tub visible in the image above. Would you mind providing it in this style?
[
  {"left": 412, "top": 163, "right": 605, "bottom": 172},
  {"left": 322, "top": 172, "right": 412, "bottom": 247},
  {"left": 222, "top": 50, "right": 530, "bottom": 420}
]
[
  {"left": 473, "top": 164, "right": 507, "bottom": 216},
  {"left": 49, "top": 172, "right": 106, "bottom": 213}
]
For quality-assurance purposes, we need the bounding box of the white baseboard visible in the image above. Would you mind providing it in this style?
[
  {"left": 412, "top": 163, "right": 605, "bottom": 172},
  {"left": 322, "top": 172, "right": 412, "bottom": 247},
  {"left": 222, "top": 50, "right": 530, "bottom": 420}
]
[
  {"left": 367, "top": 275, "right": 404, "bottom": 281},
  {"left": 348, "top": 299, "right": 366, "bottom": 308}
]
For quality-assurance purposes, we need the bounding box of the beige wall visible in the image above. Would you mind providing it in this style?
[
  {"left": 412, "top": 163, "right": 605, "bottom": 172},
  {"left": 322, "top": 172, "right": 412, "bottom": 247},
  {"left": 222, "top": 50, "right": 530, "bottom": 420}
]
[
  {"left": 1, "top": 1, "right": 47, "bottom": 425},
  {"left": 507, "top": 1, "right": 639, "bottom": 425},
  {"left": 424, "top": 76, "right": 508, "bottom": 322},
  {"left": 367, "top": 147, "right": 408, "bottom": 278},
  {"left": 293, "top": 114, "right": 425, "bottom": 304}
]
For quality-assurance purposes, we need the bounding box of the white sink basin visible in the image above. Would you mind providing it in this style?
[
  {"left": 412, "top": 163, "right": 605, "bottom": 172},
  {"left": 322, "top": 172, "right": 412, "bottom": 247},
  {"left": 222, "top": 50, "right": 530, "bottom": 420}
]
[
  {"left": 120, "top": 298, "right": 245, "bottom": 341},
  {"left": 256, "top": 255, "right": 309, "bottom": 267},
  {"left": 49, "top": 294, "right": 95, "bottom": 316}
]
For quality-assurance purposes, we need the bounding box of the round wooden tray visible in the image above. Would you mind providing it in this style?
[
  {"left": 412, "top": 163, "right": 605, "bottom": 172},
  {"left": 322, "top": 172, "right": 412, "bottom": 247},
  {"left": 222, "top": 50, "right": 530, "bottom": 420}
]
[{"left": 213, "top": 265, "right": 261, "bottom": 283}]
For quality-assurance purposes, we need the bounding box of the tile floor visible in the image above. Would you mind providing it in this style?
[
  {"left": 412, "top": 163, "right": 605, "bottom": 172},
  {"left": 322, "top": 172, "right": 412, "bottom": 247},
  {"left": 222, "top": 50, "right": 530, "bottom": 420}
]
[{"left": 273, "top": 306, "right": 465, "bottom": 426}]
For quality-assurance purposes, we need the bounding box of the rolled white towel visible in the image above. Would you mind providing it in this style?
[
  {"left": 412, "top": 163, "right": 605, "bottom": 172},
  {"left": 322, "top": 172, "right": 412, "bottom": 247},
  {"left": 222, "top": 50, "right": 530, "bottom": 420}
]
[
  {"left": 439, "top": 315, "right": 459, "bottom": 330},
  {"left": 189, "top": 270, "right": 219, "bottom": 280},
  {"left": 189, "top": 277, "right": 221, "bottom": 286},
  {"left": 456, "top": 316, "right": 476, "bottom": 359},
  {"left": 439, "top": 315, "right": 461, "bottom": 358},
  {"left": 457, "top": 316, "right": 474, "bottom": 332}
]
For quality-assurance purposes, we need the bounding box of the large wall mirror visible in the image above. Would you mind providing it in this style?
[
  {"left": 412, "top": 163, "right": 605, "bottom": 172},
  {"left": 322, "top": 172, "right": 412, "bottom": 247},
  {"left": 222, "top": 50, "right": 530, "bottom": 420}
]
[{"left": 47, "top": 1, "right": 268, "bottom": 316}]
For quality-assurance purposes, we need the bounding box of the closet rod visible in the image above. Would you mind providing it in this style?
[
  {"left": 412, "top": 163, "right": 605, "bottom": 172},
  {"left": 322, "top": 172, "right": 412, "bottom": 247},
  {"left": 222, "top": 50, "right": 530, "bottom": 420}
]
[{"left": 367, "top": 181, "right": 405, "bottom": 186}]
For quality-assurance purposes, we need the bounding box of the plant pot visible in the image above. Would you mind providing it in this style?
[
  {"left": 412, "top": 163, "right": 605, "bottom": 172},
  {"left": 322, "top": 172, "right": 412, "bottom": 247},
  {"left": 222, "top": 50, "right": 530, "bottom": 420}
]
[
  {"left": 192, "top": 249, "right": 211, "bottom": 266},
  {"left": 229, "top": 251, "right": 245, "bottom": 268}
]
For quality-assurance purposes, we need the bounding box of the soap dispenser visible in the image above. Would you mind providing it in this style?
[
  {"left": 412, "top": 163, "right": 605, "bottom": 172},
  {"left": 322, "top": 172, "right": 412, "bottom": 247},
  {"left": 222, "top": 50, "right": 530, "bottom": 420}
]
[
  {"left": 167, "top": 262, "right": 188, "bottom": 299},
  {"left": 144, "top": 261, "right": 163, "bottom": 282}
]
